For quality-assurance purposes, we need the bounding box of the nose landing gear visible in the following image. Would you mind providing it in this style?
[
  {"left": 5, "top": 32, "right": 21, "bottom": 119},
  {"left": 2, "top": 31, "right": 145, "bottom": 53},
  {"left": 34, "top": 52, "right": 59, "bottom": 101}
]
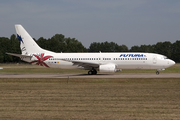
[{"left": 156, "top": 68, "right": 165, "bottom": 75}]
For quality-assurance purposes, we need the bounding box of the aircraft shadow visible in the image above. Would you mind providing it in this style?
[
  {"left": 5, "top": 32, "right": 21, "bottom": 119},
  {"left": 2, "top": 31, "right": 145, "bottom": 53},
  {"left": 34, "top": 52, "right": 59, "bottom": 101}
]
[{"left": 69, "top": 73, "right": 113, "bottom": 76}]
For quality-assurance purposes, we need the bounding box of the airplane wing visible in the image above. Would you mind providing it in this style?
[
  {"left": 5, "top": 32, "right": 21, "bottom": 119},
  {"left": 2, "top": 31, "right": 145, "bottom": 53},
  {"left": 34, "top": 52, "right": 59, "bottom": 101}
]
[{"left": 61, "top": 59, "right": 99, "bottom": 69}]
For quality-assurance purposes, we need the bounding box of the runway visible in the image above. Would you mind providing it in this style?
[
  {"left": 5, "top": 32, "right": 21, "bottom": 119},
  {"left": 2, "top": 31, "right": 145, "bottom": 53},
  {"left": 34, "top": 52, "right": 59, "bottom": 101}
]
[{"left": 0, "top": 73, "right": 180, "bottom": 78}]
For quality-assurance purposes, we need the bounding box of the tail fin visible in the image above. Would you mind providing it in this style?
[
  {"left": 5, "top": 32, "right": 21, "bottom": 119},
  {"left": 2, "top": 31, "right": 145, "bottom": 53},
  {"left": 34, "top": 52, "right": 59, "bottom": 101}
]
[{"left": 15, "top": 24, "right": 44, "bottom": 55}]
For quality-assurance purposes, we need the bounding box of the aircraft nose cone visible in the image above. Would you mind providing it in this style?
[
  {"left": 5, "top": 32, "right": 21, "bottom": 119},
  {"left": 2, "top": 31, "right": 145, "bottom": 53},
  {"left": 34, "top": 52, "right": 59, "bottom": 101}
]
[{"left": 169, "top": 60, "right": 175, "bottom": 66}]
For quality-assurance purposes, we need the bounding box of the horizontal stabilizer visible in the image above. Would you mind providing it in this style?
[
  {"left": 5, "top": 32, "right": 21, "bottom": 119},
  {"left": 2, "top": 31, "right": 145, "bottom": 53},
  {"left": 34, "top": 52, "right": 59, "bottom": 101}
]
[{"left": 6, "top": 53, "right": 31, "bottom": 58}]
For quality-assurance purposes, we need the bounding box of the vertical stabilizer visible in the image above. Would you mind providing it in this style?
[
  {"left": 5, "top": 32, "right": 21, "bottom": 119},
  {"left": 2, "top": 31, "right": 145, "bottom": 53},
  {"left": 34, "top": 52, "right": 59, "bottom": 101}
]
[{"left": 15, "top": 24, "right": 44, "bottom": 55}]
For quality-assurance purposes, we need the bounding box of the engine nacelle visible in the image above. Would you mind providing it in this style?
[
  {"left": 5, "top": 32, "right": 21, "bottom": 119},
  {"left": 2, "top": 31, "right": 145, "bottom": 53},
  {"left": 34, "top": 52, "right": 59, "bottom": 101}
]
[{"left": 99, "top": 64, "right": 120, "bottom": 72}]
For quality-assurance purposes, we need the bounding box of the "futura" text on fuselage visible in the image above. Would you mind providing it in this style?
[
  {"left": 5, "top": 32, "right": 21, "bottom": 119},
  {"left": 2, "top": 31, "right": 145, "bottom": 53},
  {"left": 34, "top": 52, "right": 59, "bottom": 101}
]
[{"left": 120, "top": 54, "right": 146, "bottom": 57}]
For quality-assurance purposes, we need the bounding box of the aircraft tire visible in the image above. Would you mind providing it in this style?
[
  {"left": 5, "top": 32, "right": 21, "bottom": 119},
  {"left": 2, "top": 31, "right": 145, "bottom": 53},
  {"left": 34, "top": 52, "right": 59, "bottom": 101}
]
[
  {"left": 88, "top": 70, "right": 97, "bottom": 75},
  {"left": 156, "top": 71, "right": 159, "bottom": 75},
  {"left": 92, "top": 70, "right": 97, "bottom": 75},
  {"left": 88, "top": 71, "right": 92, "bottom": 75}
]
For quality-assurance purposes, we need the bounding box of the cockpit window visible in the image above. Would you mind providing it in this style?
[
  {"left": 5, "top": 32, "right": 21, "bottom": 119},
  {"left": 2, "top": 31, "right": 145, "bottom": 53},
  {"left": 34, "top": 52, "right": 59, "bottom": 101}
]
[
  {"left": 163, "top": 56, "right": 168, "bottom": 59},
  {"left": 159, "top": 56, "right": 168, "bottom": 60}
]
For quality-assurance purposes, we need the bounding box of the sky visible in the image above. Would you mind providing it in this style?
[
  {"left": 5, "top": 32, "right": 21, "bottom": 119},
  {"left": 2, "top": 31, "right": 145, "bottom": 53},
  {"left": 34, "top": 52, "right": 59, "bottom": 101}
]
[{"left": 1, "top": 0, "right": 180, "bottom": 49}]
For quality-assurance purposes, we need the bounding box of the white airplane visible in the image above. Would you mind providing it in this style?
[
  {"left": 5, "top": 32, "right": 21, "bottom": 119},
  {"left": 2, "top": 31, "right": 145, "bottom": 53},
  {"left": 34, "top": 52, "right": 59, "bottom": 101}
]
[{"left": 7, "top": 24, "right": 175, "bottom": 75}]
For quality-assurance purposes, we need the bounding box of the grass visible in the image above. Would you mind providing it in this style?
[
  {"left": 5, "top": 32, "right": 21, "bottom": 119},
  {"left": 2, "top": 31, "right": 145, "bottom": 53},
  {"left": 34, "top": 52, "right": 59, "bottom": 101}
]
[
  {"left": 0, "top": 78, "right": 180, "bottom": 119},
  {"left": 0, "top": 64, "right": 179, "bottom": 119},
  {"left": 0, "top": 63, "right": 179, "bottom": 74},
  {"left": 0, "top": 63, "right": 87, "bottom": 74}
]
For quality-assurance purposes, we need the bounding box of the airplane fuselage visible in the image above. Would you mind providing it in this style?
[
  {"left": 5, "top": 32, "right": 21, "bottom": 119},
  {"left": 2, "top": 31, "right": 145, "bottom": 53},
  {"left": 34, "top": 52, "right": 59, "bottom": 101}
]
[{"left": 21, "top": 52, "right": 174, "bottom": 71}]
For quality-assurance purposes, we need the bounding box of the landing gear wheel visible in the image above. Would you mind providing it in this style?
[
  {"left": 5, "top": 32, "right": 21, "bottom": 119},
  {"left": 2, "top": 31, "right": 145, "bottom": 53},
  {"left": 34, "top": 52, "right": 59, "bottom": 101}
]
[
  {"left": 156, "top": 71, "right": 159, "bottom": 75},
  {"left": 88, "top": 69, "right": 97, "bottom": 75},
  {"left": 88, "top": 70, "right": 92, "bottom": 75},
  {"left": 92, "top": 70, "right": 97, "bottom": 75}
]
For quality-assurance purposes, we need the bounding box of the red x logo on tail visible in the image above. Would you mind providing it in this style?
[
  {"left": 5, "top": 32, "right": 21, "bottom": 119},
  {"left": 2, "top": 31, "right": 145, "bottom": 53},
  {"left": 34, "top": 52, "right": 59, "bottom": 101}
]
[{"left": 31, "top": 53, "right": 52, "bottom": 67}]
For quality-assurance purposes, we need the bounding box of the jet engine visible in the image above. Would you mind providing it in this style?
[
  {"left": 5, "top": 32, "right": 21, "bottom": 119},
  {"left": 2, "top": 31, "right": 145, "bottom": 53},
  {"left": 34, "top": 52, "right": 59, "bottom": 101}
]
[{"left": 99, "top": 64, "right": 120, "bottom": 72}]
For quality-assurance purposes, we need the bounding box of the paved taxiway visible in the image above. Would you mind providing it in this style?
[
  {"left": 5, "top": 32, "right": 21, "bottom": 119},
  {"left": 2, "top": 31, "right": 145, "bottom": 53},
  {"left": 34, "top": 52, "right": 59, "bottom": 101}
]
[{"left": 0, "top": 73, "right": 180, "bottom": 78}]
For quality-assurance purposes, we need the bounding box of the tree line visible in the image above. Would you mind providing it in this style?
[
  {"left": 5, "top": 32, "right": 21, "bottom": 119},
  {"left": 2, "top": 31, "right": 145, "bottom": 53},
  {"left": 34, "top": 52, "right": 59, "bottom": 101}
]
[{"left": 0, "top": 34, "right": 180, "bottom": 63}]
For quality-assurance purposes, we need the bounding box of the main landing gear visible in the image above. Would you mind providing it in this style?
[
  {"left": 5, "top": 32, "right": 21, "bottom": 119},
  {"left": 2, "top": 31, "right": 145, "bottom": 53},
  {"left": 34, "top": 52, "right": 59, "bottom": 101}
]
[
  {"left": 156, "top": 71, "right": 159, "bottom": 75},
  {"left": 88, "top": 68, "right": 97, "bottom": 75}
]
